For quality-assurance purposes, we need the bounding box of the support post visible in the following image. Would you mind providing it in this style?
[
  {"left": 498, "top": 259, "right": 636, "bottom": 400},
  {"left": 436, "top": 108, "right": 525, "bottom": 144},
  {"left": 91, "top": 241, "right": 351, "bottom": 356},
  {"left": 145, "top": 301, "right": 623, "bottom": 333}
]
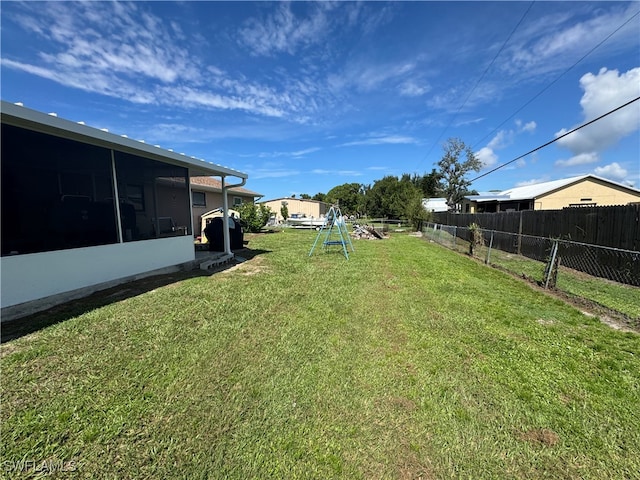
[
  {"left": 544, "top": 241, "right": 559, "bottom": 289},
  {"left": 485, "top": 230, "right": 494, "bottom": 265},
  {"left": 221, "top": 176, "right": 231, "bottom": 255}
]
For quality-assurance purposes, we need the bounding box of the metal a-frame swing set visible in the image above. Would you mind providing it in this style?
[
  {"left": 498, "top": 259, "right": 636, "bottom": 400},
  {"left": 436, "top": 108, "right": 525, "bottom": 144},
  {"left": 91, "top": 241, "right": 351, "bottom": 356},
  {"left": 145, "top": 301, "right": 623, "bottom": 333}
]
[{"left": 308, "top": 205, "right": 355, "bottom": 260}]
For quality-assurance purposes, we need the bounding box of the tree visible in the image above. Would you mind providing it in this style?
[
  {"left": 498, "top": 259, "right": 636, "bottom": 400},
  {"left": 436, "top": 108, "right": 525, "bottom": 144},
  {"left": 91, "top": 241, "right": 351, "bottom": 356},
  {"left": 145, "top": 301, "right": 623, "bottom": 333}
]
[
  {"left": 325, "top": 183, "right": 365, "bottom": 215},
  {"left": 300, "top": 193, "right": 311, "bottom": 199},
  {"left": 437, "top": 138, "right": 481, "bottom": 211},
  {"left": 366, "top": 176, "right": 420, "bottom": 219},
  {"left": 234, "top": 202, "right": 272, "bottom": 233},
  {"left": 411, "top": 169, "right": 441, "bottom": 198},
  {"left": 280, "top": 201, "right": 289, "bottom": 221},
  {"left": 405, "top": 193, "right": 430, "bottom": 231},
  {"left": 312, "top": 192, "right": 326, "bottom": 202}
]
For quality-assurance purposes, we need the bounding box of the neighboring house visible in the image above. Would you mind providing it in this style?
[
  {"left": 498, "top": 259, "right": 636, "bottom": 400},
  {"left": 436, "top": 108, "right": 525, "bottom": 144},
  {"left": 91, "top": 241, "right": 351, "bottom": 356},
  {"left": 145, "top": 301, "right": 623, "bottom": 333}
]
[
  {"left": 422, "top": 197, "right": 449, "bottom": 212},
  {"left": 1, "top": 101, "right": 248, "bottom": 321},
  {"left": 463, "top": 175, "right": 640, "bottom": 213},
  {"left": 190, "top": 176, "right": 262, "bottom": 236},
  {"left": 259, "top": 197, "right": 329, "bottom": 222}
]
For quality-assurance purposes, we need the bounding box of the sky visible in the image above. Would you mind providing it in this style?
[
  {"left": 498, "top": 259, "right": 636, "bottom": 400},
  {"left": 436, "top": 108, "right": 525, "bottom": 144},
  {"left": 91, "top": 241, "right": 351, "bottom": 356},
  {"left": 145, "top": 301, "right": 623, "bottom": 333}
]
[{"left": 2, "top": 1, "right": 639, "bottom": 200}]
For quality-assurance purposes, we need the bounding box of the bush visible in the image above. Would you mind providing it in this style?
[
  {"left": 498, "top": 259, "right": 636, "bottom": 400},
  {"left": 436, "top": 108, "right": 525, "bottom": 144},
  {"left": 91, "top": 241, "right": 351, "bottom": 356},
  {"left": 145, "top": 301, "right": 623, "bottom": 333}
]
[{"left": 235, "top": 203, "right": 272, "bottom": 233}]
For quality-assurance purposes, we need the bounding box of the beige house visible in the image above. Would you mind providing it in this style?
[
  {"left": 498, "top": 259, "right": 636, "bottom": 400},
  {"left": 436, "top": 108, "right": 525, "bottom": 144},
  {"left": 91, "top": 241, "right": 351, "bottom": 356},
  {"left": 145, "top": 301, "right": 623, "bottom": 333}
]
[
  {"left": 259, "top": 197, "right": 328, "bottom": 222},
  {"left": 190, "top": 177, "right": 262, "bottom": 236},
  {"left": 463, "top": 175, "right": 640, "bottom": 213}
]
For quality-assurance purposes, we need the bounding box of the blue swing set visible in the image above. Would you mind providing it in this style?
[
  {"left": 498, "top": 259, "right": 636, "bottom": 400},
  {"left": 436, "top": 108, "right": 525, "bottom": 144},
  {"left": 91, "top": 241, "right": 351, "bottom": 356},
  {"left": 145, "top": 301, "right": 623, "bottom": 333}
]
[{"left": 308, "top": 205, "right": 355, "bottom": 260}]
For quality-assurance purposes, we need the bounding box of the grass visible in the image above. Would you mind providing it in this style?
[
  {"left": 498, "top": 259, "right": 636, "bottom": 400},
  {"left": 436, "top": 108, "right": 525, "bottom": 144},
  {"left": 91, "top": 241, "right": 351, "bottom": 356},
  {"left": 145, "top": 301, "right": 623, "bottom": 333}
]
[
  {"left": 1, "top": 230, "right": 639, "bottom": 479},
  {"left": 427, "top": 229, "right": 640, "bottom": 320}
]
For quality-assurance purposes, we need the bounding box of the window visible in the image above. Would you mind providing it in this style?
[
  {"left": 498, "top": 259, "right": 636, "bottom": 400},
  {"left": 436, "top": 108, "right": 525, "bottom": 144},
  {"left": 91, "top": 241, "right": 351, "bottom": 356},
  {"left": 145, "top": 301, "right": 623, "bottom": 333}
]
[
  {"left": 192, "top": 191, "right": 206, "bottom": 207},
  {"left": 233, "top": 196, "right": 243, "bottom": 206}
]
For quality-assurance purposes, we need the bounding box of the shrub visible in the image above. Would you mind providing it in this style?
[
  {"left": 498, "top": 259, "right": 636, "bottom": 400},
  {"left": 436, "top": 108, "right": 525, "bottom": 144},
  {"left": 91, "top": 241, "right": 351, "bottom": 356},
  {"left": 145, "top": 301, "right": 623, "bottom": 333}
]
[{"left": 235, "top": 203, "right": 272, "bottom": 233}]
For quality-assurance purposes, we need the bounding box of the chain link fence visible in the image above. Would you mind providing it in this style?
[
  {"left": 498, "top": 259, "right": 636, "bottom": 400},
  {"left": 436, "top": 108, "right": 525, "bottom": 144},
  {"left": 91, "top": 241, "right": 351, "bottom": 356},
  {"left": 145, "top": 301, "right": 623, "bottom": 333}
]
[{"left": 423, "top": 222, "right": 640, "bottom": 288}]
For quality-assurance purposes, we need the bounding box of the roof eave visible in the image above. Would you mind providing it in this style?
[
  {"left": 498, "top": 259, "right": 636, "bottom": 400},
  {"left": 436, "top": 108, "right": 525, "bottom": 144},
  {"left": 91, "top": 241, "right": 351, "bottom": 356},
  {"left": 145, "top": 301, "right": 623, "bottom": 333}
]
[{"left": 1, "top": 101, "right": 247, "bottom": 179}]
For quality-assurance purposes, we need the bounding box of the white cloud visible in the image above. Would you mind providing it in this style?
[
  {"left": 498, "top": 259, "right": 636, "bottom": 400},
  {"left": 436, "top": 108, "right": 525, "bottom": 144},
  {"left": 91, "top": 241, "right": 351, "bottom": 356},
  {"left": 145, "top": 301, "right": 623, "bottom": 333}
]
[
  {"left": 251, "top": 169, "right": 301, "bottom": 179},
  {"left": 554, "top": 152, "right": 599, "bottom": 167},
  {"left": 555, "top": 67, "right": 640, "bottom": 154},
  {"left": 1, "top": 2, "right": 324, "bottom": 122},
  {"left": 340, "top": 135, "right": 419, "bottom": 147},
  {"left": 399, "top": 80, "right": 430, "bottom": 97},
  {"left": 476, "top": 147, "right": 498, "bottom": 168},
  {"left": 593, "top": 162, "right": 628, "bottom": 182},
  {"left": 239, "top": 3, "right": 334, "bottom": 56},
  {"left": 476, "top": 119, "right": 536, "bottom": 168},
  {"left": 329, "top": 61, "right": 417, "bottom": 94},
  {"left": 502, "top": 4, "right": 639, "bottom": 79},
  {"left": 516, "top": 120, "right": 537, "bottom": 133},
  {"left": 256, "top": 147, "right": 321, "bottom": 159},
  {"left": 291, "top": 147, "right": 321, "bottom": 157}
]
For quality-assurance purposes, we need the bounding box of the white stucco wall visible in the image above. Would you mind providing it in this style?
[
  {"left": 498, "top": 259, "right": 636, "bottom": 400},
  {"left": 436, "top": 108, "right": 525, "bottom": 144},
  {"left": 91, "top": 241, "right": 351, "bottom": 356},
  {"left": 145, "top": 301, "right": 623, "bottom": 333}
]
[{"left": 1, "top": 236, "right": 194, "bottom": 309}]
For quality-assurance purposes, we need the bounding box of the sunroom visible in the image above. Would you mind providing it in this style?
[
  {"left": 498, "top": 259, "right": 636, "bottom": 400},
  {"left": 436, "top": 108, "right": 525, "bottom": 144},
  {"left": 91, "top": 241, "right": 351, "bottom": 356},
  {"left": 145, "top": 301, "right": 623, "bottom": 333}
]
[{"left": 1, "top": 101, "right": 247, "bottom": 321}]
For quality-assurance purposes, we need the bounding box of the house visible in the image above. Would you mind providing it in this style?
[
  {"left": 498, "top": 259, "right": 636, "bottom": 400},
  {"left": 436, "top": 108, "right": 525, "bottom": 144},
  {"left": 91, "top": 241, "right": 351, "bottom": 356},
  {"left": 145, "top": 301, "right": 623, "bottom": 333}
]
[
  {"left": 258, "top": 197, "right": 329, "bottom": 223},
  {"left": 463, "top": 175, "right": 640, "bottom": 213},
  {"left": 1, "top": 101, "right": 247, "bottom": 321},
  {"left": 190, "top": 176, "right": 262, "bottom": 236},
  {"left": 422, "top": 197, "right": 449, "bottom": 212}
]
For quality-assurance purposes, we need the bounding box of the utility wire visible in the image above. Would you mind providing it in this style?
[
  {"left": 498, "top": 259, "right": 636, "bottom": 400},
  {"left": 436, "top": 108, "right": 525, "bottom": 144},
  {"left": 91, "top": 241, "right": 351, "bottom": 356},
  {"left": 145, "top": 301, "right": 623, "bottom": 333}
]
[
  {"left": 468, "top": 96, "right": 640, "bottom": 184},
  {"left": 417, "top": 1, "right": 535, "bottom": 168},
  {"left": 471, "top": 8, "right": 640, "bottom": 150}
]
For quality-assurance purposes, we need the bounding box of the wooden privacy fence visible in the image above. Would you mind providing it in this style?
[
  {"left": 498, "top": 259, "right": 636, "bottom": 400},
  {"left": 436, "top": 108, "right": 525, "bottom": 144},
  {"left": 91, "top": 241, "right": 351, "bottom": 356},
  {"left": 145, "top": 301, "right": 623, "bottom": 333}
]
[{"left": 432, "top": 204, "right": 640, "bottom": 251}]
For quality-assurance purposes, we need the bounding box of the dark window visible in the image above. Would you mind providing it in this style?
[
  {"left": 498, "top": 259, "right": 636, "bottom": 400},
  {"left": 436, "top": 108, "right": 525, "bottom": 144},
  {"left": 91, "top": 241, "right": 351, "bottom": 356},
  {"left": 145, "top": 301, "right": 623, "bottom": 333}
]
[
  {"left": 580, "top": 198, "right": 592, "bottom": 202},
  {"left": 233, "top": 196, "right": 243, "bottom": 206},
  {"left": 192, "top": 191, "right": 206, "bottom": 207},
  {"left": 114, "top": 152, "right": 191, "bottom": 240},
  {"left": 1, "top": 123, "right": 118, "bottom": 255}
]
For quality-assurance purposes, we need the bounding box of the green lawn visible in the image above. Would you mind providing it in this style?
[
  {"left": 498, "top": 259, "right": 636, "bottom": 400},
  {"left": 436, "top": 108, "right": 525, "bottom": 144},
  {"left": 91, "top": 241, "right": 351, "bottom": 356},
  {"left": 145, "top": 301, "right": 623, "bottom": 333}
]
[
  {"left": 2, "top": 230, "right": 639, "bottom": 479},
  {"left": 425, "top": 228, "right": 640, "bottom": 320}
]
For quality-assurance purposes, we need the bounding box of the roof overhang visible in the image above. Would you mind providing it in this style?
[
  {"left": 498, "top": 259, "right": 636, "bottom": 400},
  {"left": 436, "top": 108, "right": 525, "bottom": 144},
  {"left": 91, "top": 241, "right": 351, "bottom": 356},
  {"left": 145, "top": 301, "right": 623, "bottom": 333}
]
[
  {"left": 190, "top": 181, "right": 261, "bottom": 197},
  {"left": 1, "top": 101, "right": 247, "bottom": 180},
  {"left": 465, "top": 195, "right": 512, "bottom": 203}
]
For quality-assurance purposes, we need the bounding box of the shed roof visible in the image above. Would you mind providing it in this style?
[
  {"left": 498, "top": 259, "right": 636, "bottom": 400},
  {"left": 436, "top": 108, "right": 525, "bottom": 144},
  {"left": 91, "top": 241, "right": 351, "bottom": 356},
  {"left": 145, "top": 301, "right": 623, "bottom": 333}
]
[{"left": 1, "top": 101, "right": 247, "bottom": 179}]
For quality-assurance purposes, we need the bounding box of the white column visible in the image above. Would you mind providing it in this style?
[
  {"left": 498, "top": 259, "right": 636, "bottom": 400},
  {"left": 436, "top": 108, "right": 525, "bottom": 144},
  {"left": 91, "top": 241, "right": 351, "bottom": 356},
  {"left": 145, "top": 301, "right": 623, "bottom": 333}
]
[{"left": 221, "top": 176, "right": 231, "bottom": 255}]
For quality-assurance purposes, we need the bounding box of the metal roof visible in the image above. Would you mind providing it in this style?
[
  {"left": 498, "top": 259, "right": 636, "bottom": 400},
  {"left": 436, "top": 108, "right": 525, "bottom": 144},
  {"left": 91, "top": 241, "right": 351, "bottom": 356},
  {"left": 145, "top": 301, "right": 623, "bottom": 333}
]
[
  {"left": 1, "top": 101, "right": 247, "bottom": 179},
  {"left": 466, "top": 175, "right": 640, "bottom": 202}
]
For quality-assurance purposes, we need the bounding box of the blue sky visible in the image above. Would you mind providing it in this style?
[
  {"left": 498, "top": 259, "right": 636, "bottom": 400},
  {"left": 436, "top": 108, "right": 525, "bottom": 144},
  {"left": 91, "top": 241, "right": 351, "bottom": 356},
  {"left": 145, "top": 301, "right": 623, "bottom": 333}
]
[{"left": 2, "top": 1, "right": 639, "bottom": 200}]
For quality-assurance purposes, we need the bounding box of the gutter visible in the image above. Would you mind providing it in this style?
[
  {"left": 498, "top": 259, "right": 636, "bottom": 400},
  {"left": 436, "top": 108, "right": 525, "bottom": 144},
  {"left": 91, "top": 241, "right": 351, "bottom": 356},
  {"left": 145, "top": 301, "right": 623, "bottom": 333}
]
[{"left": 221, "top": 176, "right": 247, "bottom": 256}]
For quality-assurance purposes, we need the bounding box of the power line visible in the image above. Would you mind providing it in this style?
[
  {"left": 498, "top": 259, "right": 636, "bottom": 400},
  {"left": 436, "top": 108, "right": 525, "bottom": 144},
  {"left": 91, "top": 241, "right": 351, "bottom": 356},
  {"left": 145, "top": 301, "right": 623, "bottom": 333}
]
[
  {"left": 471, "top": 8, "right": 640, "bottom": 150},
  {"left": 468, "top": 96, "right": 640, "bottom": 185},
  {"left": 417, "top": 1, "right": 535, "bottom": 168}
]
